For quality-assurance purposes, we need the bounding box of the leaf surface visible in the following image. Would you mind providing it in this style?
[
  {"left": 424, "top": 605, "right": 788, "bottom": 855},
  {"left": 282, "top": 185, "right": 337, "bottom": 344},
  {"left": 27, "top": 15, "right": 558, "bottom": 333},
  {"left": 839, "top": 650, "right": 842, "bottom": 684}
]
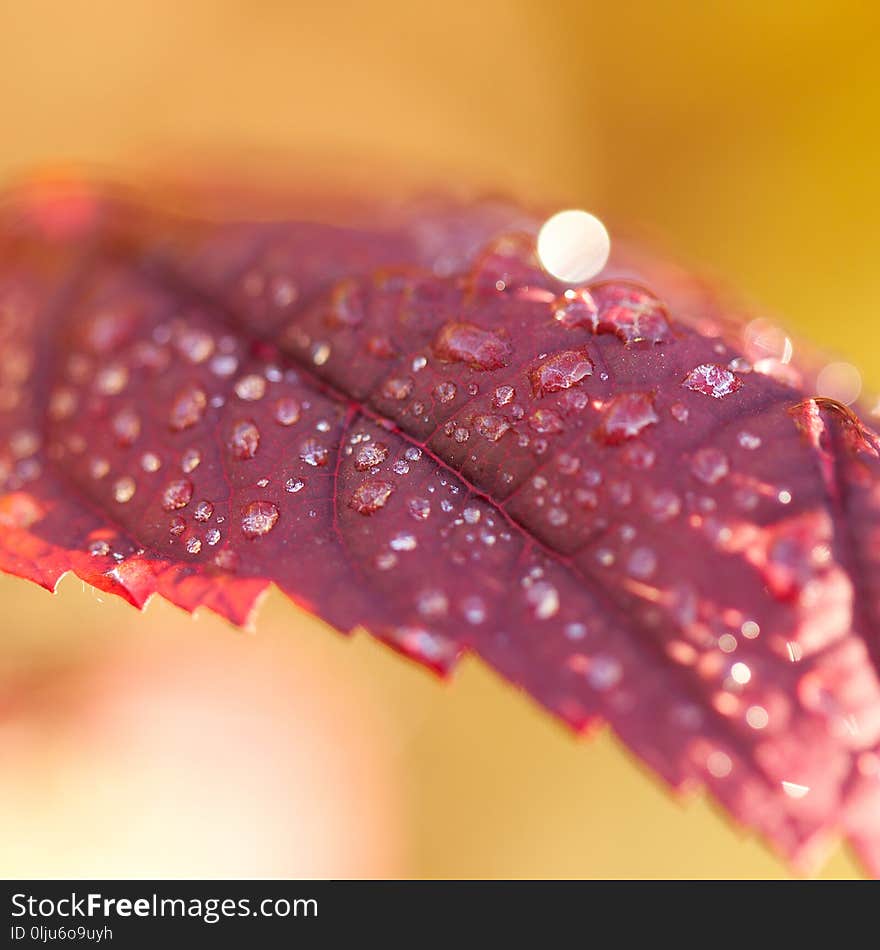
[{"left": 1, "top": 183, "right": 879, "bottom": 875}]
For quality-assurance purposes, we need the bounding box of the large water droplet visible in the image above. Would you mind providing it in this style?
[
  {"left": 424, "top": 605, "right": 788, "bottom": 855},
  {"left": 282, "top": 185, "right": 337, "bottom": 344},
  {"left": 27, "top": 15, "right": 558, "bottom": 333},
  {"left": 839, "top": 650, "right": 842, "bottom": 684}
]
[
  {"left": 473, "top": 413, "right": 510, "bottom": 442},
  {"left": 162, "top": 478, "right": 194, "bottom": 511},
  {"left": 530, "top": 350, "right": 593, "bottom": 396},
  {"left": 169, "top": 385, "right": 207, "bottom": 431},
  {"left": 274, "top": 396, "right": 301, "bottom": 426},
  {"left": 594, "top": 284, "right": 671, "bottom": 344},
  {"left": 432, "top": 322, "right": 510, "bottom": 371},
  {"left": 229, "top": 419, "right": 261, "bottom": 459},
  {"left": 355, "top": 442, "right": 389, "bottom": 470},
  {"left": 349, "top": 479, "right": 395, "bottom": 515},
  {"left": 691, "top": 447, "right": 729, "bottom": 485},
  {"left": 300, "top": 439, "right": 329, "bottom": 467},
  {"left": 235, "top": 374, "right": 267, "bottom": 401},
  {"left": 597, "top": 392, "right": 659, "bottom": 443},
  {"left": 241, "top": 500, "right": 279, "bottom": 538},
  {"left": 683, "top": 364, "right": 743, "bottom": 399}
]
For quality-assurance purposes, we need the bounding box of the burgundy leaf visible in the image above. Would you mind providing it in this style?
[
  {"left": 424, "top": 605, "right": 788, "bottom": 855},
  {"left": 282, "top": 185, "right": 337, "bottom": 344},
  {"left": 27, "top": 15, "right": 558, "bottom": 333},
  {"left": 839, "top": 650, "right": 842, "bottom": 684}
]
[{"left": 1, "top": 182, "right": 879, "bottom": 876}]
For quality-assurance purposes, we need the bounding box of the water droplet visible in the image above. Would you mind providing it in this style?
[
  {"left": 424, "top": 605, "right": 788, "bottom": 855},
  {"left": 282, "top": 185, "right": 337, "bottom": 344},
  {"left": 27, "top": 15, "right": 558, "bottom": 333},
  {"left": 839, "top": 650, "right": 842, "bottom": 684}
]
[
  {"left": 553, "top": 288, "right": 598, "bottom": 328},
  {"left": 746, "top": 705, "right": 769, "bottom": 729},
  {"left": 648, "top": 489, "right": 681, "bottom": 522},
  {"left": 594, "top": 284, "right": 671, "bottom": 344},
  {"left": 169, "top": 385, "right": 207, "bottom": 430},
  {"left": 404, "top": 447, "right": 422, "bottom": 461},
  {"left": 274, "top": 397, "right": 301, "bottom": 426},
  {"left": 587, "top": 655, "right": 622, "bottom": 691},
  {"left": 355, "top": 442, "right": 389, "bottom": 470},
  {"left": 691, "top": 447, "right": 729, "bottom": 485},
  {"left": 350, "top": 479, "right": 395, "bottom": 514},
  {"left": 229, "top": 419, "right": 261, "bottom": 459},
  {"left": 89, "top": 539, "right": 111, "bottom": 557},
  {"left": 241, "top": 500, "right": 279, "bottom": 538},
  {"left": 285, "top": 477, "right": 305, "bottom": 493},
  {"left": 417, "top": 589, "right": 448, "bottom": 618},
  {"left": 95, "top": 364, "right": 128, "bottom": 396},
  {"left": 327, "top": 279, "right": 365, "bottom": 327},
  {"left": 382, "top": 376, "right": 414, "bottom": 400},
  {"left": 177, "top": 328, "right": 214, "bottom": 364},
  {"left": 181, "top": 448, "right": 201, "bottom": 473},
  {"left": 137, "top": 452, "right": 161, "bottom": 475},
  {"left": 461, "top": 595, "right": 487, "bottom": 624},
  {"left": 597, "top": 392, "right": 659, "bottom": 443},
  {"left": 683, "top": 364, "right": 743, "bottom": 399},
  {"left": 169, "top": 516, "right": 186, "bottom": 537},
  {"left": 193, "top": 500, "right": 214, "bottom": 522},
  {"left": 311, "top": 342, "right": 331, "bottom": 366},
  {"left": 433, "top": 380, "right": 457, "bottom": 404},
  {"left": 408, "top": 497, "right": 431, "bottom": 521},
  {"left": 737, "top": 431, "right": 761, "bottom": 450},
  {"left": 492, "top": 385, "right": 516, "bottom": 408},
  {"left": 113, "top": 476, "right": 136, "bottom": 503},
  {"left": 627, "top": 547, "right": 657, "bottom": 579},
  {"left": 300, "top": 439, "right": 329, "bottom": 467},
  {"left": 530, "top": 350, "right": 593, "bottom": 396},
  {"left": 432, "top": 322, "right": 510, "bottom": 371},
  {"left": 162, "top": 478, "right": 193, "bottom": 511},
  {"left": 235, "top": 374, "right": 267, "bottom": 401},
  {"left": 537, "top": 209, "right": 610, "bottom": 283},
  {"left": 390, "top": 532, "right": 417, "bottom": 551},
  {"left": 474, "top": 413, "right": 510, "bottom": 441},
  {"left": 185, "top": 536, "right": 202, "bottom": 554},
  {"left": 109, "top": 407, "right": 140, "bottom": 447},
  {"left": 670, "top": 402, "right": 689, "bottom": 423},
  {"left": 529, "top": 408, "right": 564, "bottom": 434},
  {"left": 210, "top": 353, "right": 238, "bottom": 377},
  {"left": 524, "top": 580, "right": 559, "bottom": 619},
  {"left": 205, "top": 528, "right": 221, "bottom": 545}
]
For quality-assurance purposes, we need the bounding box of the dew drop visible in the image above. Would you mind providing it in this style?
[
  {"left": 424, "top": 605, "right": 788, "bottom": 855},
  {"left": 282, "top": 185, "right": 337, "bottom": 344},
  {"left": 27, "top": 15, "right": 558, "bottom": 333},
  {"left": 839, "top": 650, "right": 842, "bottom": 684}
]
[
  {"left": 300, "top": 439, "right": 329, "bottom": 467},
  {"left": 690, "top": 447, "right": 729, "bottom": 485},
  {"left": 433, "top": 380, "right": 457, "bottom": 404},
  {"left": 193, "top": 500, "right": 214, "bottom": 522},
  {"left": 382, "top": 376, "right": 414, "bottom": 401},
  {"left": 683, "top": 364, "right": 743, "bottom": 399},
  {"left": 355, "top": 442, "right": 389, "bottom": 471},
  {"left": 185, "top": 536, "right": 202, "bottom": 554},
  {"left": 408, "top": 497, "right": 431, "bottom": 521},
  {"left": 553, "top": 288, "right": 598, "bottom": 329},
  {"left": 110, "top": 407, "right": 141, "bottom": 447},
  {"left": 177, "top": 328, "right": 214, "bottom": 364},
  {"left": 670, "top": 402, "right": 689, "bottom": 423},
  {"left": 350, "top": 479, "right": 395, "bottom": 515},
  {"left": 169, "top": 516, "right": 186, "bottom": 537},
  {"left": 285, "top": 477, "right": 305, "bottom": 493},
  {"left": 205, "top": 528, "right": 221, "bottom": 545},
  {"left": 235, "top": 374, "right": 267, "bottom": 401},
  {"left": 162, "top": 478, "right": 193, "bottom": 511},
  {"left": 529, "top": 408, "right": 564, "bottom": 434},
  {"left": 492, "top": 385, "right": 516, "bottom": 408},
  {"left": 168, "top": 385, "right": 207, "bottom": 431},
  {"left": 140, "top": 451, "right": 161, "bottom": 473},
  {"left": 229, "top": 419, "right": 261, "bottom": 460},
  {"left": 597, "top": 392, "right": 659, "bottom": 443},
  {"left": 737, "top": 431, "right": 761, "bottom": 450},
  {"left": 274, "top": 396, "right": 301, "bottom": 426},
  {"left": 241, "top": 501, "right": 279, "bottom": 538},
  {"left": 474, "top": 413, "right": 510, "bottom": 442},
  {"left": 390, "top": 532, "right": 417, "bottom": 551},
  {"left": 530, "top": 350, "right": 593, "bottom": 396},
  {"left": 89, "top": 539, "right": 111, "bottom": 557},
  {"left": 113, "top": 476, "right": 136, "bottom": 503},
  {"left": 181, "top": 448, "right": 201, "bottom": 473},
  {"left": 432, "top": 322, "right": 510, "bottom": 371}
]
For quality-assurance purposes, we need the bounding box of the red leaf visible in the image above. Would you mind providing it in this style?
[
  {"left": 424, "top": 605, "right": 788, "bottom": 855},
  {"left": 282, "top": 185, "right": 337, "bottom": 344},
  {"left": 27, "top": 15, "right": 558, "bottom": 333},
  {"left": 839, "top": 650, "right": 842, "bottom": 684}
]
[{"left": 1, "top": 182, "right": 880, "bottom": 875}]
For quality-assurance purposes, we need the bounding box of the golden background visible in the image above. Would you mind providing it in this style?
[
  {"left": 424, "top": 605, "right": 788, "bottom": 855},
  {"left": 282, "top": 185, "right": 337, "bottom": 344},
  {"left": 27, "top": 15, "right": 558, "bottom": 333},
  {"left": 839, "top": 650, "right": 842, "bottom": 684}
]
[{"left": 1, "top": 0, "right": 878, "bottom": 878}]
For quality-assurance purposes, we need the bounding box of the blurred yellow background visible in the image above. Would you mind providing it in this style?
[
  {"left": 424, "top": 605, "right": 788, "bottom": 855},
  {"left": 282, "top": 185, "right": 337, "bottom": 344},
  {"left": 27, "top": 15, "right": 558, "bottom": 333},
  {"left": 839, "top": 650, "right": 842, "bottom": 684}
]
[{"left": 1, "top": 0, "right": 878, "bottom": 878}]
